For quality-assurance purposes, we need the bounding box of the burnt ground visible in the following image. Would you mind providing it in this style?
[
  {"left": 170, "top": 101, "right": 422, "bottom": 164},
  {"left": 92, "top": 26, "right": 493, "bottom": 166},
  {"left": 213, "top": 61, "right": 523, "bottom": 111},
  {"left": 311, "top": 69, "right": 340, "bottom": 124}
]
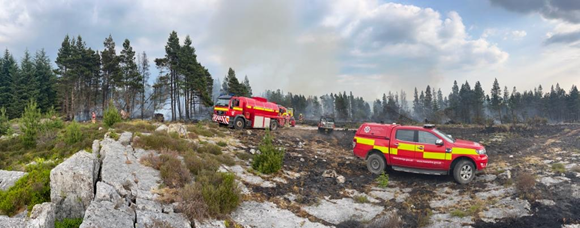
[{"left": 222, "top": 124, "right": 580, "bottom": 227}]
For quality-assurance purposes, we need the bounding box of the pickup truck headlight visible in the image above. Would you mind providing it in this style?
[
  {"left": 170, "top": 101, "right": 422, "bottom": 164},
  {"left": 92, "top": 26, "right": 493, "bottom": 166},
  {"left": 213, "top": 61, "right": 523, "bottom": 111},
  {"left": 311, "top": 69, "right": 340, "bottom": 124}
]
[{"left": 477, "top": 149, "right": 486, "bottom": 155}]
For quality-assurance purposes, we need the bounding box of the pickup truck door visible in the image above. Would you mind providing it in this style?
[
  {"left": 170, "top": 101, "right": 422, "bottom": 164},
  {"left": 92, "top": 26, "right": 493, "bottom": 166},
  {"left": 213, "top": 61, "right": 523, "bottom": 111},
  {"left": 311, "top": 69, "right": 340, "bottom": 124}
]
[
  {"left": 415, "top": 130, "right": 448, "bottom": 170},
  {"left": 391, "top": 129, "right": 417, "bottom": 167}
]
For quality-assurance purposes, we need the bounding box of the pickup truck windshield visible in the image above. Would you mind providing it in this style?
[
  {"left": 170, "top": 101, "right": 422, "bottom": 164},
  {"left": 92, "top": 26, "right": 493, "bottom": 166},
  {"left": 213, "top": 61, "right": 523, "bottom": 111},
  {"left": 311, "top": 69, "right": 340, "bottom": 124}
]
[
  {"left": 215, "top": 99, "right": 230, "bottom": 107},
  {"left": 433, "top": 129, "right": 455, "bottom": 143}
]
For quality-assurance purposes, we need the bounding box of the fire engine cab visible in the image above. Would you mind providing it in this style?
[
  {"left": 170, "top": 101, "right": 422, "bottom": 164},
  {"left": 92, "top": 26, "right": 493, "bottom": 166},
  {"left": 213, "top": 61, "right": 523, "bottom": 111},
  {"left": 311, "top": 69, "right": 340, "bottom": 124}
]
[
  {"left": 212, "top": 95, "right": 285, "bottom": 130},
  {"left": 353, "top": 123, "right": 488, "bottom": 184}
]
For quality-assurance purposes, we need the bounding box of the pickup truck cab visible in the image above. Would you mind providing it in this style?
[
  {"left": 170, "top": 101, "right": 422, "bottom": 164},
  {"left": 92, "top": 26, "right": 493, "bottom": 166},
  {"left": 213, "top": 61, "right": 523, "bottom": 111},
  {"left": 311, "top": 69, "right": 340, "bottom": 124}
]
[{"left": 353, "top": 123, "right": 488, "bottom": 184}]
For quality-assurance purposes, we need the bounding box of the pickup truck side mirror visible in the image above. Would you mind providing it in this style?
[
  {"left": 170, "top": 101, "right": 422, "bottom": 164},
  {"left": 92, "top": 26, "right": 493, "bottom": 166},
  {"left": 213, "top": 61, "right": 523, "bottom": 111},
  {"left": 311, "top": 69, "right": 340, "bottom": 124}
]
[{"left": 435, "top": 139, "right": 444, "bottom": 146}]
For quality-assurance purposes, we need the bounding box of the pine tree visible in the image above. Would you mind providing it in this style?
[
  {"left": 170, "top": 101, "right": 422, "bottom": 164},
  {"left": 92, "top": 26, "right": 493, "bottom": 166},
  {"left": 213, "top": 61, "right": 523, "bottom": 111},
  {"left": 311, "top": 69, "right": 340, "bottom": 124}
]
[
  {"left": 138, "top": 52, "right": 150, "bottom": 119},
  {"left": 119, "top": 39, "right": 142, "bottom": 117},
  {"left": 473, "top": 81, "right": 485, "bottom": 122},
  {"left": 226, "top": 68, "right": 243, "bottom": 96},
  {"left": 101, "top": 35, "right": 120, "bottom": 110},
  {"left": 34, "top": 49, "right": 57, "bottom": 112},
  {"left": 490, "top": 78, "right": 502, "bottom": 123},
  {"left": 2, "top": 50, "right": 19, "bottom": 118},
  {"left": 242, "top": 76, "right": 252, "bottom": 97}
]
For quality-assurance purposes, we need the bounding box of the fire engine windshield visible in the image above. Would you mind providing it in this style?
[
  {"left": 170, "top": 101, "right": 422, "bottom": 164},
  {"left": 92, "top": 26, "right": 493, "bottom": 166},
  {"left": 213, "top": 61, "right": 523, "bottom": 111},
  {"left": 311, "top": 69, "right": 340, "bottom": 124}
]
[
  {"left": 433, "top": 129, "right": 455, "bottom": 143},
  {"left": 215, "top": 98, "right": 230, "bottom": 107}
]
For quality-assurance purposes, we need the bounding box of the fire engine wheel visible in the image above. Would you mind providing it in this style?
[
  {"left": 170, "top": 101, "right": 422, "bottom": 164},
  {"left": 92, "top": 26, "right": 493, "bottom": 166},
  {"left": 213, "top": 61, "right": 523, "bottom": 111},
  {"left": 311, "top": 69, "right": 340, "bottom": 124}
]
[
  {"left": 270, "top": 121, "right": 278, "bottom": 131},
  {"left": 366, "top": 153, "right": 386, "bottom": 175},
  {"left": 453, "top": 159, "right": 475, "bottom": 184},
  {"left": 234, "top": 118, "right": 245, "bottom": 130}
]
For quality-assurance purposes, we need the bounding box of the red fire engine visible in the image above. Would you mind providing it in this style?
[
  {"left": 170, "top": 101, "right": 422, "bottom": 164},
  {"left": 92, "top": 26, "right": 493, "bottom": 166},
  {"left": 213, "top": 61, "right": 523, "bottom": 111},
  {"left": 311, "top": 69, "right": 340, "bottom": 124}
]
[{"left": 212, "top": 95, "right": 286, "bottom": 130}]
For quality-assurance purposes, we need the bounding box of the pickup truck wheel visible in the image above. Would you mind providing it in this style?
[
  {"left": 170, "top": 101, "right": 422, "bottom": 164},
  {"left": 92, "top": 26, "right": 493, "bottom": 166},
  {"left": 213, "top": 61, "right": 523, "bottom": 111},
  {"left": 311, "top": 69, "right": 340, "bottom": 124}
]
[
  {"left": 366, "top": 153, "right": 386, "bottom": 175},
  {"left": 453, "top": 160, "right": 475, "bottom": 184},
  {"left": 270, "top": 120, "right": 278, "bottom": 131},
  {"left": 234, "top": 118, "right": 245, "bottom": 130}
]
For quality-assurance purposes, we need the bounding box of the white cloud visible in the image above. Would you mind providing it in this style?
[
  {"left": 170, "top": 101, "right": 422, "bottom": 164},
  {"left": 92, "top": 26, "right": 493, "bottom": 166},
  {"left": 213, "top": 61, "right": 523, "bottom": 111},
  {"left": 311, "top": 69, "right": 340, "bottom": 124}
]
[
  {"left": 511, "top": 30, "right": 527, "bottom": 40},
  {"left": 322, "top": 1, "right": 508, "bottom": 70}
]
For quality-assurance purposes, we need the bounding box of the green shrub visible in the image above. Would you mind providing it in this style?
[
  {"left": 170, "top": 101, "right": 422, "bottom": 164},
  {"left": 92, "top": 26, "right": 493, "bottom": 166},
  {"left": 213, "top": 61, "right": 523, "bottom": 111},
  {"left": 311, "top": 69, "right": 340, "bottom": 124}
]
[
  {"left": 108, "top": 131, "right": 120, "bottom": 140},
  {"left": 552, "top": 163, "right": 566, "bottom": 174},
  {"left": 252, "top": 130, "right": 284, "bottom": 174},
  {"left": 0, "top": 161, "right": 55, "bottom": 215},
  {"left": 198, "top": 144, "right": 222, "bottom": 155},
  {"left": 178, "top": 171, "right": 240, "bottom": 221},
  {"left": 354, "top": 195, "right": 369, "bottom": 203},
  {"left": 235, "top": 152, "right": 253, "bottom": 161},
  {"left": 55, "top": 218, "right": 83, "bottom": 228},
  {"left": 450, "top": 209, "right": 467, "bottom": 218},
  {"left": 0, "top": 107, "right": 9, "bottom": 136},
  {"left": 133, "top": 132, "right": 195, "bottom": 154},
  {"left": 216, "top": 141, "right": 227, "bottom": 147},
  {"left": 159, "top": 154, "right": 191, "bottom": 188},
  {"left": 20, "top": 100, "right": 42, "bottom": 148},
  {"left": 113, "top": 120, "right": 156, "bottom": 133},
  {"left": 183, "top": 153, "right": 220, "bottom": 175},
  {"left": 41, "top": 107, "right": 64, "bottom": 130},
  {"left": 216, "top": 154, "right": 236, "bottom": 166},
  {"left": 376, "top": 172, "right": 389, "bottom": 188},
  {"left": 103, "top": 101, "right": 122, "bottom": 128},
  {"left": 64, "top": 121, "right": 83, "bottom": 145}
]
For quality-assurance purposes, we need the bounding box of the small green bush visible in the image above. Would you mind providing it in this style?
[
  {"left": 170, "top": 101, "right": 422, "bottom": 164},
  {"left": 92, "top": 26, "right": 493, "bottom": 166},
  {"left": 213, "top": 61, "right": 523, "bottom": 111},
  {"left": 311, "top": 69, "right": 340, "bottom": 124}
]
[
  {"left": 0, "top": 107, "right": 9, "bottom": 136},
  {"left": 133, "top": 132, "right": 195, "bottom": 154},
  {"left": 55, "top": 218, "right": 83, "bottom": 228},
  {"left": 103, "top": 101, "right": 122, "bottom": 128},
  {"left": 178, "top": 171, "right": 240, "bottom": 221},
  {"left": 198, "top": 144, "right": 222, "bottom": 155},
  {"left": 216, "top": 141, "right": 227, "bottom": 147},
  {"left": 108, "top": 131, "right": 120, "bottom": 140},
  {"left": 183, "top": 153, "right": 220, "bottom": 175},
  {"left": 450, "top": 209, "right": 467, "bottom": 218},
  {"left": 552, "top": 163, "right": 566, "bottom": 174},
  {"left": 159, "top": 154, "right": 191, "bottom": 188},
  {"left": 0, "top": 161, "right": 55, "bottom": 215},
  {"left": 20, "top": 100, "right": 42, "bottom": 148},
  {"left": 354, "top": 195, "right": 369, "bottom": 204},
  {"left": 252, "top": 130, "right": 284, "bottom": 174},
  {"left": 376, "top": 172, "right": 389, "bottom": 188},
  {"left": 64, "top": 121, "right": 83, "bottom": 145},
  {"left": 41, "top": 107, "right": 64, "bottom": 130}
]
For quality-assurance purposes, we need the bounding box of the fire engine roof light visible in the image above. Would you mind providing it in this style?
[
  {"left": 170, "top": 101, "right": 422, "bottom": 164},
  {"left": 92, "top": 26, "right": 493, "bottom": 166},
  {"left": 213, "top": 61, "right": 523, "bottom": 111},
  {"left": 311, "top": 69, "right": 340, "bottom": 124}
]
[{"left": 423, "top": 124, "right": 435, "bottom": 128}]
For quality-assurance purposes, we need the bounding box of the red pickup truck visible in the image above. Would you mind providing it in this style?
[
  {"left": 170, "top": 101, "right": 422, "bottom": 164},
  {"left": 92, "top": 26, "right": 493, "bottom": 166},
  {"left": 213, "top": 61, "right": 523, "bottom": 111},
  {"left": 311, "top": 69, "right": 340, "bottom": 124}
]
[{"left": 353, "top": 123, "right": 488, "bottom": 184}]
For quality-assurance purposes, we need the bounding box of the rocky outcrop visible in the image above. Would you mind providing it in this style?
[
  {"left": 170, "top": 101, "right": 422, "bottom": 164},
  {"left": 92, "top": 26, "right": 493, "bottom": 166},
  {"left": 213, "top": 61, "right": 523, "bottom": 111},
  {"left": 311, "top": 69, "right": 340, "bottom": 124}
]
[
  {"left": 26, "top": 203, "right": 55, "bottom": 228},
  {"left": 155, "top": 124, "right": 168, "bottom": 132},
  {"left": 0, "top": 170, "right": 27, "bottom": 191},
  {"left": 80, "top": 201, "right": 135, "bottom": 228},
  {"left": 79, "top": 134, "right": 191, "bottom": 227},
  {"left": 168, "top": 124, "right": 187, "bottom": 137},
  {"left": 50, "top": 151, "right": 99, "bottom": 220}
]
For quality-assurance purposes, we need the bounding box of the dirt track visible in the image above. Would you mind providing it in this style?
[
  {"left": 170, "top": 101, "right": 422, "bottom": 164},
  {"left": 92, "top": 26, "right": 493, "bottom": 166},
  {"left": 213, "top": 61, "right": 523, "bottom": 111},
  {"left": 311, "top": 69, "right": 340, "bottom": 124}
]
[{"left": 225, "top": 124, "right": 580, "bottom": 227}]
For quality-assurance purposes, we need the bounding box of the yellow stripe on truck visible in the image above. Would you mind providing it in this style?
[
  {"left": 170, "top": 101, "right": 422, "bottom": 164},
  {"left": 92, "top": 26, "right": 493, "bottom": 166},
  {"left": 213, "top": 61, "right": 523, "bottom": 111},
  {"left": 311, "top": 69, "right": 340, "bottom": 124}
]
[
  {"left": 214, "top": 107, "right": 228, "bottom": 111},
  {"left": 452, "top": 147, "right": 477, "bottom": 155},
  {"left": 354, "top": 137, "right": 374, "bottom": 146},
  {"left": 373, "top": 145, "right": 389, "bottom": 154},
  {"left": 390, "top": 148, "right": 398, "bottom": 155},
  {"left": 423, "top": 152, "right": 447, "bottom": 160},
  {"left": 397, "top": 143, "right": 415, "bottom": 151},
  {"left": 233, "top": 107, "right": 242, "bottom": 111}
]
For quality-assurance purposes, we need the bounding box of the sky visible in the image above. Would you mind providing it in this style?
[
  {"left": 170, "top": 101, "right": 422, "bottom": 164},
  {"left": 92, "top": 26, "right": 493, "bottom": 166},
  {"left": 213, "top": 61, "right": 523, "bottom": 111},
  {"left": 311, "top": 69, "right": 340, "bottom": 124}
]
[{"left": 0, "top": 0, "right": 579, "bottom": 101}]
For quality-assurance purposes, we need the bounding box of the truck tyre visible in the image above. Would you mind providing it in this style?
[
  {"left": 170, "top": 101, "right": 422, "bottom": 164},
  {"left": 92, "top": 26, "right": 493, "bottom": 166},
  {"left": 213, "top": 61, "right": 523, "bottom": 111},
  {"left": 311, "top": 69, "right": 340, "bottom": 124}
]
[
  {"left": 270, "top": 120, "right": 278, "bottom": 131},
  {"left": 234, "top": 118, "right": 245, "bottom": 130},
  {"left": 453, "top": 159, "right": 475, "bottom": 184},
  {"left": 366, "top": 153, "right": 386, "bottom": 175}
]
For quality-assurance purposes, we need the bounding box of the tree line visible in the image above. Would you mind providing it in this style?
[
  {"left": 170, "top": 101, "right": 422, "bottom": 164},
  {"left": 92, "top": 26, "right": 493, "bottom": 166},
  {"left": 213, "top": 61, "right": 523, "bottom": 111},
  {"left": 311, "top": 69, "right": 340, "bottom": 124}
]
[
  {"left": 0, "top": 31, "right": 223, "bottom": 121},
  {"left": 265, "top": 78, "right": 579, "bottom": 124}
]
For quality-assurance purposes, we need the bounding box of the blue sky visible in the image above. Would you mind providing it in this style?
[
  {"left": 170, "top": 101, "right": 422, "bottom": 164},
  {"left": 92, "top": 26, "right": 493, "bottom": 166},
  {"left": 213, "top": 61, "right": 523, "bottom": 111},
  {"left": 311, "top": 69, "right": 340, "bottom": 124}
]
[{"left": 0, "top": 0, "right": 579, "bottom": 101}]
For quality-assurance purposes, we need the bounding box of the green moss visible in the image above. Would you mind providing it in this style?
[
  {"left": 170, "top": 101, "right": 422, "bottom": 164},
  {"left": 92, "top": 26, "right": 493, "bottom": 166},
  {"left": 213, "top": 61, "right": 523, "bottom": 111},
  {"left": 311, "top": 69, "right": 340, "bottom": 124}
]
[
  {"left": 552, "top": 163, "right": 566, "bottom": 174},
  {"left": 216, "top": 141, "right": 227, "bottom": 147}
]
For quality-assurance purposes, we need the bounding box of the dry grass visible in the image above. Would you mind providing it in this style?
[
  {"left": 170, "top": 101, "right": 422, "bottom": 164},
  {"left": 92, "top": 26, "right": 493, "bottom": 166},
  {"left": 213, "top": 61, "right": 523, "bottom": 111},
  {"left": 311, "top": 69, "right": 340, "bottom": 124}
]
[
  {"left": 159, "top": 153, "right": 191, "bottom": 188},
  {"left": 516, "top": 172, "right": 536, "bottom": 200},
  {"left": 178, "top": 171, "right": 240, "bottom": 221},
  {"left": 197, "top": 144, "right": 222, "bottom": 155},
  {"left": 133, "top": 131, "right": 196, "bottom": 154}
]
